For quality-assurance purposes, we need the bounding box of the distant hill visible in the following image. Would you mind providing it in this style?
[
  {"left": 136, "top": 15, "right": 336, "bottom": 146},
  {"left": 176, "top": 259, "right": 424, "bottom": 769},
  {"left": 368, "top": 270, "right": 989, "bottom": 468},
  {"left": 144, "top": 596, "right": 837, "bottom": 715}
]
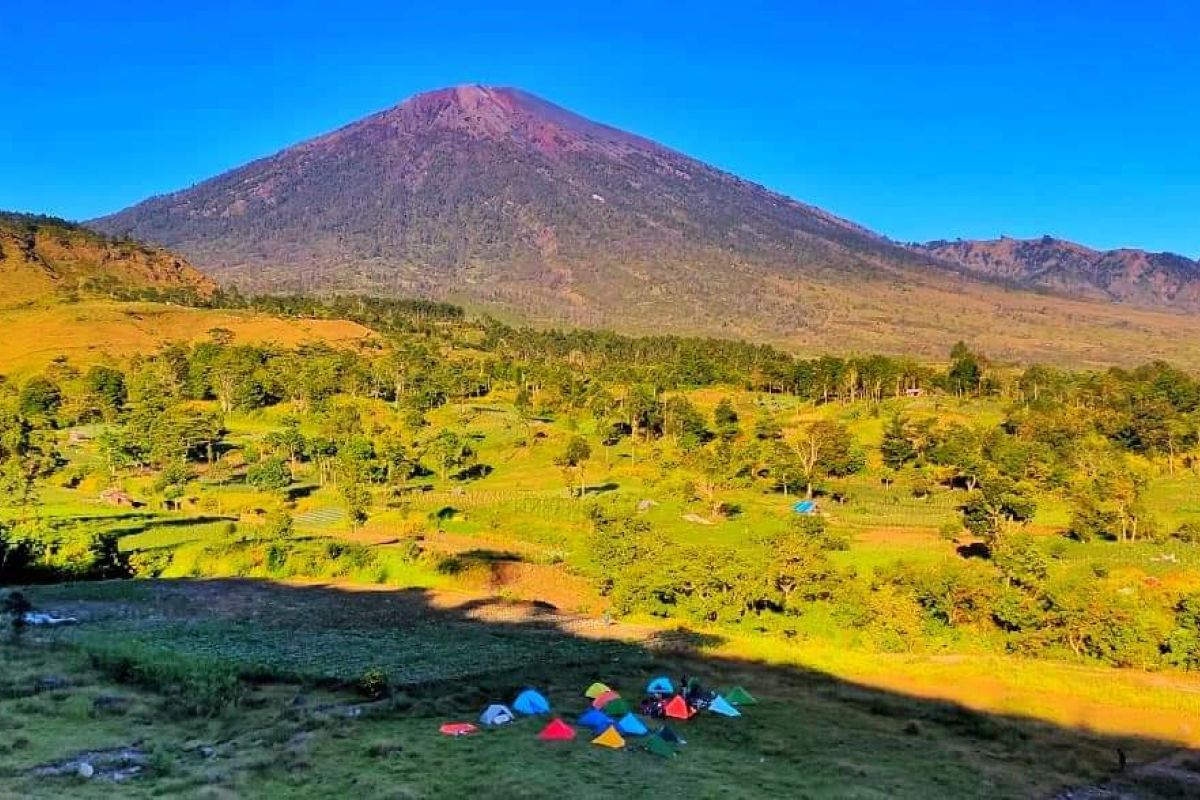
[
  {"left": 914, "top": 236, "right": 1200, "bottom": 311},
  {"left": 88, "top": 85, "right": 1200, "bottom": 365},
  {"left": 0, "top": 212, "right": 215, "bottom": 306}
]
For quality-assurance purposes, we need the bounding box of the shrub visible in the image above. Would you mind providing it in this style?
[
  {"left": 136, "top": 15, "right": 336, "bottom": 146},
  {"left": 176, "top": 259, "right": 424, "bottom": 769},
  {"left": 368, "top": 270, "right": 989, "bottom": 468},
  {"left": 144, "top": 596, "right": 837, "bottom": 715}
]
[
  {"left": 246, "top": 457, "right": 291, "bottom": 491},
  {"left": 358, "top": 667, "right": 391, "bottom": 699}
]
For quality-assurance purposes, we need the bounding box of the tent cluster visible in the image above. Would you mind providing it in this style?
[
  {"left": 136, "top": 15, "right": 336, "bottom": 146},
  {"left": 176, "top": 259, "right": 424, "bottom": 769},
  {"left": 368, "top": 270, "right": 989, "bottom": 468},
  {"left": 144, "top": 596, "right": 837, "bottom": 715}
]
[{"left": 438, "top": 678, "right": 758, "bottom": 758}]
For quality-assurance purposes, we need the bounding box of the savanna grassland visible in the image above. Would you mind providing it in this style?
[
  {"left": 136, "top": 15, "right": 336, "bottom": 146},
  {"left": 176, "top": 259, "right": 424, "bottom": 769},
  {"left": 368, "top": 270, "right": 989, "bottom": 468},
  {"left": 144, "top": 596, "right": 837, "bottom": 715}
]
[{"left": 5, "top": 293, "right": 1200, "bottom": 798}]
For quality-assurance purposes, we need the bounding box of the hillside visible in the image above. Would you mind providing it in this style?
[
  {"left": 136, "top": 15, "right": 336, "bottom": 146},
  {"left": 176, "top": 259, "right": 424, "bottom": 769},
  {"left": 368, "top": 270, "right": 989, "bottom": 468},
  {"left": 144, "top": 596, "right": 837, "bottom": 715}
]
[
  {"left": 916, "top": 236, "right": 1200, "bottom": 311},
  {"left": 0, "top": 212, "right": 215, "bottom": 307}
]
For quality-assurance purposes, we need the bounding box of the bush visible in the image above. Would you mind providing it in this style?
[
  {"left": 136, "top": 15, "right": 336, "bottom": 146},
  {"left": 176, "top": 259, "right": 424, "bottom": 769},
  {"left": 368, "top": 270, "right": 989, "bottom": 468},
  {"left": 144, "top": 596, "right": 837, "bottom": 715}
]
[
  {"left": 86, "top": 643, "right": 243, "bottom": 717},
  {"left": 1172, "top": 523, "right": 1200, "bottom": 544},
  {"left": 246, "top": 457, "right": 291, "bottom": 491},
  {"left": 358, "top": 667, "right": 391, "bottom": 699}
]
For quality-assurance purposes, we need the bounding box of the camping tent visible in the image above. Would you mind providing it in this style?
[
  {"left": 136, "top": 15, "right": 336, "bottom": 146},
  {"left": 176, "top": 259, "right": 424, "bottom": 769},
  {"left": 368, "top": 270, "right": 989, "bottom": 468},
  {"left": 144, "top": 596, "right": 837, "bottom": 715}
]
[
  {"left": 663, "top": 695, "right": 694, "bottom": 720},
  {"left": 591, "top": 689, "right": 620, "bottom": 709},
  {"left": 537, "top": 718, "right": 576, "bottom": 741},
  {"left": 601, "top": 697, "right": 632, "bottom": 717},
  {"left": 584, "top": 682, "right": 611, "bottom": 699},
  {"left": 479, "top": 704, "right": 515, "bottom": 726},
  {"left": 577, "top": 708, "right": 614, "bottom": 731},
  {"left": 645, "top": 676, "right": 674, "bottom": 695},
  {"left": 616, "top": 713, "right": 649, "bottom": 736},
  {"left": 439, "top": 722, "right": 478, "bottom": 736},
  {"left": 513, "top": 689, "right": 551, "bottom": 715},
  {"left": 708, "top": 695, "right": 741, "bottom": 717},
  {"left": 726, "top": 686, "right": 758, "bottom": 706},
  {"left": 657, "top": 725, "right": 686, "bottom": 745},
  {"left": 591, "top": 726, "right": 626, "bottom": 749},
  {"left": 792, "top": 500, "right": 817, "bottom": 514},
  {"left": 645, "top": 735, "right": 677, "bottom": 758}
]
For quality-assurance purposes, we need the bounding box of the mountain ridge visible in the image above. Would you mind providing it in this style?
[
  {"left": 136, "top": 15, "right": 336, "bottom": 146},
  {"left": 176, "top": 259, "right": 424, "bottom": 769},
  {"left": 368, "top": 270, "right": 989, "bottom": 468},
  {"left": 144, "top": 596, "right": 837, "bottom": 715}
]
[
  {"left": 914, "top": 235, "right": 1200, "bottom": 311},
  {"left": 0, "top": 211, "right": 215, "bottom": 307}
]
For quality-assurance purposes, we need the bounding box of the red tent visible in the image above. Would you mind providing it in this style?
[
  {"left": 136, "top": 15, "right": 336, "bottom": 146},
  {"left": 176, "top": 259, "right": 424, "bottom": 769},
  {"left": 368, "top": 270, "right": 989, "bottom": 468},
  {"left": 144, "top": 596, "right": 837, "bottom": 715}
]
[
  {"left": 591, "top": 689, "right": 621, "bottom": 709},
  {"left": 663, "top": 695, "right": 695, "bottom": 720},
  {"left": 538, "top": 718, "right": 577, "bottom": 741}
]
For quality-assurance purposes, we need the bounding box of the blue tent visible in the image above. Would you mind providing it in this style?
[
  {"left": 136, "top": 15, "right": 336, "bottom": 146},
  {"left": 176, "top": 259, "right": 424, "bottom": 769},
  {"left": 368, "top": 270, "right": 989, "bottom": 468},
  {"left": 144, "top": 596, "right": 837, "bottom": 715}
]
[
  {"left": 577, "top": 708, "right": 614, "bottom": 731},
  {"left": 708, "top": 695, "right": 742, "bottom": 717},
  {"left": 792, "top": 500, "right": 817, "bottom": 514},
  {"left": 616, "top": 712, "right": 649, "bottom": 736},
  {"left": 645, "top": 676, "right": 674, "bottom": 695},
  {"left": 512, "top": 689, "right": 551, "bottom": 715}
]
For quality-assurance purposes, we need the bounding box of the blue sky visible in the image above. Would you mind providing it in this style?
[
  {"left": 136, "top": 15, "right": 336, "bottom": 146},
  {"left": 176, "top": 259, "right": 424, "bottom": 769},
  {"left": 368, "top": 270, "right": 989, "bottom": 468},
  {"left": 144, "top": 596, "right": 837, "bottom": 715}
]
[{"left": 3, "top": 1, "right": 1198, "bottom": 256}]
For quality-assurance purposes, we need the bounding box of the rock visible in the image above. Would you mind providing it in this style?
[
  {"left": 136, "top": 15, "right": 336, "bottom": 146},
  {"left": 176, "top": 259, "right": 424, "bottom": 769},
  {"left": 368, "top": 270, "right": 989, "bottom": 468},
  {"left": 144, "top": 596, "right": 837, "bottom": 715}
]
[
  {"left": 92, "top": 694, "right": 131, "bottom": 713},
  {"left": 77, "top": 763, "right": 94, "bottom": 779},
  {"left": 200, "top": 746, "right": 217, "bottom": 760},
  {"left": 34, "top": 676, "right": 69, "bottom": 693}
]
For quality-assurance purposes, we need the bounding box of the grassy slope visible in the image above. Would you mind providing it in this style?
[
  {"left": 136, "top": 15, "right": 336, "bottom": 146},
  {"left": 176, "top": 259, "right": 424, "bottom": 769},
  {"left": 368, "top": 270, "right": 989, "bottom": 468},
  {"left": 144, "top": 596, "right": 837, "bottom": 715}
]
[
  {"left": 0, "top": 213, "right": 215, "bottom": 307},
  {"left": 3, "top": 579, "right": 1190, "bottom": 799},
  {"left": 0, "top": 301, "right": 375, "bottom": 376}
]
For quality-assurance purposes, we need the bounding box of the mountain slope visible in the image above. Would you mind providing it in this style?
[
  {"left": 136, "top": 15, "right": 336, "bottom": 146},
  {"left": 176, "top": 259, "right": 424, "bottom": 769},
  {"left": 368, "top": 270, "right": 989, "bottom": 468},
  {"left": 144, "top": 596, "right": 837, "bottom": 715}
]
[
  {"left": 88, "top": 85, "right": 1200, "bottom": 366},
  {"left": 88, "top": 86, "right": 955, "bottom": 320},
  {"left": 916, "top": 236, "right": 1200, "bottom": 311},
  {"left": 0, "top": 212, "right": 215, "bottom": 306}
]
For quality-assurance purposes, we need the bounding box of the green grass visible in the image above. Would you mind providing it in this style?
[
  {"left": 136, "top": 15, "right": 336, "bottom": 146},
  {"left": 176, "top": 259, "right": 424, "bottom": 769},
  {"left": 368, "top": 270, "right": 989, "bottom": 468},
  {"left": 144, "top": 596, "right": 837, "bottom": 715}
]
[{"left": 3, "top": 579, "right": 1186, "bottom": 799}]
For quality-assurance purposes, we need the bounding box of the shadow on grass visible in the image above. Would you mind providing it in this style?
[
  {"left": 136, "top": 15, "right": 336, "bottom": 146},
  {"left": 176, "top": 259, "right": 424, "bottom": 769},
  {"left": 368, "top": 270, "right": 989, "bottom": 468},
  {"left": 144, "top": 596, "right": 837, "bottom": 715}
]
[{"left": 16, "top": 577, "right": 1200, "bottom": 798}]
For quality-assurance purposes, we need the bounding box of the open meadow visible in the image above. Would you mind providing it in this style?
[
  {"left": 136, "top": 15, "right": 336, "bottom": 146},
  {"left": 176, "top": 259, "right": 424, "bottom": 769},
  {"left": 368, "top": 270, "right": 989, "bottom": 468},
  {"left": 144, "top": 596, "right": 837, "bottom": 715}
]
[{"left": 5, "top": 298, "right": 1200, "bottom": 797}]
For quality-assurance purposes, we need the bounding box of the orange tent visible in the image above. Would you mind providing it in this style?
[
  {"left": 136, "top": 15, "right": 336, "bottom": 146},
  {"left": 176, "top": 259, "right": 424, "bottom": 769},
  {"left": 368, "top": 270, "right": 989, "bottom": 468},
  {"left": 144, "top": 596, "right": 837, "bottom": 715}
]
[
  {"left": 439, "top": 722, "right": 478, "bottom": 736},
  {"left": 591, "top": 689, "right": 620, "bottom": 709},
  {"left": 663, "top": 695, "right": 694, "bottom": 720},
  {"left": 591, "top": 725, "right": 626, "bottom": 749}
]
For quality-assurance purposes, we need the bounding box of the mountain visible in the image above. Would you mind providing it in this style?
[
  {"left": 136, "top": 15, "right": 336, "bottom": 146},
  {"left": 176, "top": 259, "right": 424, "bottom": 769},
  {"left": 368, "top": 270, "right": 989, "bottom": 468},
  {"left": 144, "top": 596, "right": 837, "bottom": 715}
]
[
  {"left": 915, "top": 236, "right": 1200, "bottom": 311},
  {"left": 88, "top": 85, "right": 1200, "bottom": 366},
  {"left": 87, "top": 87, "right": 953, "bottom": 318},
  {"left": 0, "top": 212, "right": 215, "bottom": 306}
]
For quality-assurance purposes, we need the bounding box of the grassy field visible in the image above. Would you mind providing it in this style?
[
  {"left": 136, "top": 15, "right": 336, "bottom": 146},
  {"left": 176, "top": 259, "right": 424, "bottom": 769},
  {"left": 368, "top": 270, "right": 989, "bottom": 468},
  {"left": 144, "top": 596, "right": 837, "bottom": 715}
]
[
  {"left": 0, "top": 300, "right": 375, "bottom": 376},
  {"left": 8, "top": 323, "right": 1200, "bottom": 796},
  {"left": 3, "top": 579, "right": 1196, "bottom": 799}
]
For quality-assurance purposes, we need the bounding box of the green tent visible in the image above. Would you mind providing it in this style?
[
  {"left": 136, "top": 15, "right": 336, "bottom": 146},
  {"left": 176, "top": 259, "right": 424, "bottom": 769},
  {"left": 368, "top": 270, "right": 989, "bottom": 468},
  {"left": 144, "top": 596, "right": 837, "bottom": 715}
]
[
  {"left": 644, "top": 735, "right": 677, "bottom": 758},
  {"left": 726, "top": 686, "right": 758, "bottom": 706},
  {"left": 601, "top": 697, "right": 632, "bottom": 717}
]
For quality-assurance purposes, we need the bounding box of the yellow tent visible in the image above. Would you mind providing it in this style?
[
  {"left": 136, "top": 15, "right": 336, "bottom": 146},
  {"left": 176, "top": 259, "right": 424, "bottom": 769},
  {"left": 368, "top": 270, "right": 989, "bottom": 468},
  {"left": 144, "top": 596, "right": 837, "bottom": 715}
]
[
  {"left": 584, "top": 682, "right": 611, "bottom": 699},
  {"left": 591, "top": 725, "right": 626, "bottom": 749}
]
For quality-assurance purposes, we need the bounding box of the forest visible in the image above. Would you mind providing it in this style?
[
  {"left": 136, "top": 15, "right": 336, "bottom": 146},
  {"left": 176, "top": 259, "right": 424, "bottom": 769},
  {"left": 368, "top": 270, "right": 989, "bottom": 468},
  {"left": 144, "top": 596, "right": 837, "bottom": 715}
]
[{"left": 4, "top": 294, "right": 1200, "bottom": 673}]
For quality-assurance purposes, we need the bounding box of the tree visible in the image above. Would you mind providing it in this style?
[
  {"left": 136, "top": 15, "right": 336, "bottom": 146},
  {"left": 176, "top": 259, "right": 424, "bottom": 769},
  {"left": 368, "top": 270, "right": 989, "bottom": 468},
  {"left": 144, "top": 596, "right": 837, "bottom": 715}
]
[
  {"left": 752, "top": 409, "right": 782, "bottom": 441},
  {"left": 339, "top": 477, "right": 371, "bottom": 532},
  {"left": 663, "top": 396, "right": 710, "bottom": 452},
  {"left": 928, "top": 422, "right": 985, "bottom": 490},
  {"left": 554, "top": 435, "right": 592, "bottom": 498},
  {"left": 18, "top": 376, "right": 61, "bottom": 420},
  {"left": 946, "top": 342, "right": 986, "bottom": 396},
  {"left": 713, "top": 398, "right": 739, "bottom": 441},
  {"left": 763, "top": 440, "right": 802, "bottom": 496},
  {"left": 759, "top": 516, "right": 846, "bottom": 607},
  {"left": 246, "top": 457, "right": 292, "bottom": 493},
  {"left": 960, "top": 472, "right": 1037, "bottom": 544},
  {"left": 795, "top": 420, "right": 862, "bottom": 498},
  {"left": 881, "top": 416, "right": 917, "bottom": 469},
  {"left": 83, "top": 366, "right": 127, "bottom": 421},
  {"left": 426, "top": 430, "right": 473, "bottom": 481}
]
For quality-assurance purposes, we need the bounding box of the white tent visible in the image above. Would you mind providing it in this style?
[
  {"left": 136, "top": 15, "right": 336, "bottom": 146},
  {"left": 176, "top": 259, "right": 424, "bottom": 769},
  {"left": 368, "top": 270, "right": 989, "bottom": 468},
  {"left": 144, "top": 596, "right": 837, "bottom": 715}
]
[{"left": 479, "top": 703, "right": 516, "bottom": 726}]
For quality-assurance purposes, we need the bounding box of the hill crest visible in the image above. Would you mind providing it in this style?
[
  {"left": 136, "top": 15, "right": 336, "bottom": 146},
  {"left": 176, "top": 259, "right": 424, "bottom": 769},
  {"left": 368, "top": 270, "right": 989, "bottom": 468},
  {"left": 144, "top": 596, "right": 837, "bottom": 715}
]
[
  {"left": 915, "top": 235, "right": 1200, "bottom": 310},
  {"left": 0, "top": 212, "right": 215, "bottom": 306}
]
